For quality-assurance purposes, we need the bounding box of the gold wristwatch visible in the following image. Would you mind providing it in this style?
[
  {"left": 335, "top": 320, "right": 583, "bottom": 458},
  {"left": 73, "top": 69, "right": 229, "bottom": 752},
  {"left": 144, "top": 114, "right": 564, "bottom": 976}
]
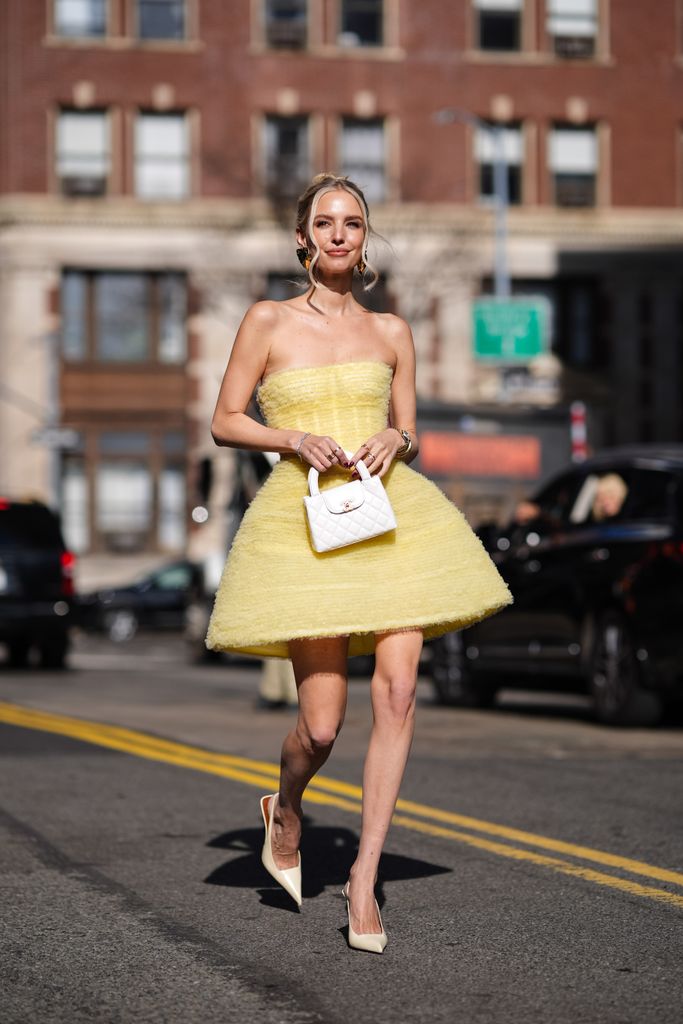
[{"left": 394, "top": 428, "right": 412, "bottom": 459}]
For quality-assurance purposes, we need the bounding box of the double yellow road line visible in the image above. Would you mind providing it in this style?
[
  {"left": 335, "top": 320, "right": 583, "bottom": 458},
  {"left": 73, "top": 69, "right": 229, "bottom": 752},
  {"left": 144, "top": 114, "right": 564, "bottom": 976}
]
[{"left": 1, "top": 699, "right": 682, "bottom": 910}]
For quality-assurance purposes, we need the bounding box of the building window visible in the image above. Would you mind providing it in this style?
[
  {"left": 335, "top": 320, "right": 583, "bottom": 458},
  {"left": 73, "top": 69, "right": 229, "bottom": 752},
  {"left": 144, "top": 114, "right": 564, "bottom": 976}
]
[
  {"left": 56, "top": 110, "right": 109, "bottom": 197},
  {"left": 158, "top": 274, "right": 188, "bottom": 362},
  {"left": 95, "top": 274, "right": 149, "bottom": 361},
  {"left": 96, "top": 434, "right": 153, "bottom": 551},
  {"left": 553, "top": 279, "right": 603, "bottom": 369},
  {"left": 474, "top": 0, "right": 522, "bottom": 52},
  {"left": 136, "top": 0, "right": 186, "bottom": 40},
  {"left": 135, "top": 112, "right": 190, "bottom": 200},
  {"left": 61, "top": 431, "right": 186, "bottom": 555},
  {"left": 159, "top": 462, "right": 187, "bottom": 549},
  {"left": 548, "top": 124, "right": 597, "bottom": 206},
  {"left": 263, "top": 115, "right": 310, "bottom": 199},
  {"left": 475, "top": 122, "right": 523, "bottom": 204},
  {"left": 96, "top": 461, "right": 152, "bottom": 549},
  {"left": 60, "top": 270, "right": 187, "bottom": 364},
  {"left": 339, "top": 118, "right": 386, "bottom": 203},
  {"left": 339, "top": 0, "right": 383, "bottom": 47},
  {"left": 61, "top": 448, "right": 89, "bottom": 553},
  {"left": 54, "top": 0, "right": 107, "bottom": 37},
  {"left": 546, "top": 0, "right": 597, "bottom": 59},
  {"left": 264, "top": 0, "right": 307, "bottom": 49}
]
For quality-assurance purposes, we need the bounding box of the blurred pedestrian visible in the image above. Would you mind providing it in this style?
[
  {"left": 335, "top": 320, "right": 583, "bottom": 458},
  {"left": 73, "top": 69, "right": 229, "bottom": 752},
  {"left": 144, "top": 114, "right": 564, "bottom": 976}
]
[
  {"left": 258, "top": 657, "right": 298, "bottom": 709},
  {"left": 205, "top": 172, "right": 512, "bottom": 953}
]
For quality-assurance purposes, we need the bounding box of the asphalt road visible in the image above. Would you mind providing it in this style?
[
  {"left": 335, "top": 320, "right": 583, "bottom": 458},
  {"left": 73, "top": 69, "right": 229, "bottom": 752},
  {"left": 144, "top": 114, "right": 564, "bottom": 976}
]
[{"left": 1, "top": 634, "right": 682, "bottom": 1024}]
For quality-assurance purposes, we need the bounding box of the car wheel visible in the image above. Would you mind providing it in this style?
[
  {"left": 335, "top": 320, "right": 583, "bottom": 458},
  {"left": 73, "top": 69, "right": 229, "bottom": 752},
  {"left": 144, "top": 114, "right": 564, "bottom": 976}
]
[
  {"left": 105, "top": 609, "right": 138, "bottom": 643},
  {"left": 7, "top": 640, "right": 31, "bottom": 668},
  {"left": 589, "top": 611, "right": 662, "bottom": 727},
  {"left": 38, "top": 635, "right": 69, "bottom": 670},
  {"left": 430, "top": 631, "right": 498, "bottom": 708}
]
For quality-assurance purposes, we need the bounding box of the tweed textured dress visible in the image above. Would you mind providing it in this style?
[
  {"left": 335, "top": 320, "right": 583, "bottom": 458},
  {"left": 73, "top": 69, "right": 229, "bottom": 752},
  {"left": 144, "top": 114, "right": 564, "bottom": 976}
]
[{"left": 205, "top": 361, "right": 512, "bottom": 659}]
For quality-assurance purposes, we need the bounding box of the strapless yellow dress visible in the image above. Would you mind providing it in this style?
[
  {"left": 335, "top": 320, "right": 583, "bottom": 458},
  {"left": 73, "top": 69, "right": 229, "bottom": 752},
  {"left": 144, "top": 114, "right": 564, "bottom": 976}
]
[{"left": 206, "top": 361, "right": 512, "bottom": 659}]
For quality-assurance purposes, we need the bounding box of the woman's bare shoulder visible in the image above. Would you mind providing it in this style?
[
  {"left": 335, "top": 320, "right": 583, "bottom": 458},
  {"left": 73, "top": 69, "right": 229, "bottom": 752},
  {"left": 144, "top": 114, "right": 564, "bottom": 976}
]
[
  {"left": 240, "top": 300, "right": 286, "bottom": 331},
  {"left": 374, "top": 311, "right": 411, "bottom": 333},
  {"left": 372, "top": 312, "right": 414, "bottom": 353}
]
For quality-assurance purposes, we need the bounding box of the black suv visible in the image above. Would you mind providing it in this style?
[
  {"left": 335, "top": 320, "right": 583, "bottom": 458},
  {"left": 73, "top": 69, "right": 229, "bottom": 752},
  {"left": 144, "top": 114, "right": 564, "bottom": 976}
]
[
  {"left": 429, "top": 447, "right": 683, "bottom": 726},
  {"left": 0, "top": 499, "right": 75, "bottom": 668}
]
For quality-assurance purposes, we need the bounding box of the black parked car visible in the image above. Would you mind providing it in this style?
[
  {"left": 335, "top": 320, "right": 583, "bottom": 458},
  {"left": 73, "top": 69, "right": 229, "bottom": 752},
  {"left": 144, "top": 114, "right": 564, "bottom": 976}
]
[
  {"left": 429, "top": 447, "right": 683, "bottom": 726},
  {"left": 78, "top": 560, "right": 204, "bottom": 642},
  {"left": 0, "top": 499, "right": 75, "bottom": 668}
]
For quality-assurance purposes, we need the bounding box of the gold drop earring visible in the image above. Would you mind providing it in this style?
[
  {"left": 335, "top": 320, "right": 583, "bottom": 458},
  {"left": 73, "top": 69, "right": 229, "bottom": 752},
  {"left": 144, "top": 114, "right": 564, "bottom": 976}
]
[
  {"left": 296, "top": 246, "right": 312, "bottom": 271},
  {"left": 357, "top": 252, "right": 367, "bottom": 275}
]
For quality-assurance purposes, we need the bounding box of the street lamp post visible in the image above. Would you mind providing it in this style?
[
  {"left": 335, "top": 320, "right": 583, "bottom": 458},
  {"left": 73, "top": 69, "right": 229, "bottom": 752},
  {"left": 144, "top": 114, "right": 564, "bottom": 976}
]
[{"left": 433, "top": 108, "right": 511, "bottom": 298}]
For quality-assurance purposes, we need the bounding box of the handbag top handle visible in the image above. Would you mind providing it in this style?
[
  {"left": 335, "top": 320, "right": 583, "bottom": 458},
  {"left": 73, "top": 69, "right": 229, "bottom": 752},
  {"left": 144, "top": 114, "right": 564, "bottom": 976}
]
[{"left": 307, "top": 451, "right": 370, "bottom": 496}]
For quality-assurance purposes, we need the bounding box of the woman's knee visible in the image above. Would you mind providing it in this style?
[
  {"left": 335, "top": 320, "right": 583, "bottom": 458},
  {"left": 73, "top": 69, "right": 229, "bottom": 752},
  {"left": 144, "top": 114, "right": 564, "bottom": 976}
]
[
  {"left": 374, "top": 672, "right": 417, "bottom": 722},
  {"left": 296, "top": 716, "right": 343, "bottom": 755}
]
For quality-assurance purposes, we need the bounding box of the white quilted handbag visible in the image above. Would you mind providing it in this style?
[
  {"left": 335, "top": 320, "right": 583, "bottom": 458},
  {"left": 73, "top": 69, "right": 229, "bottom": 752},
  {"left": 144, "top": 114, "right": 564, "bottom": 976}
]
[{"left": 304, "top": 453, "right": 397, "bottom": 553}]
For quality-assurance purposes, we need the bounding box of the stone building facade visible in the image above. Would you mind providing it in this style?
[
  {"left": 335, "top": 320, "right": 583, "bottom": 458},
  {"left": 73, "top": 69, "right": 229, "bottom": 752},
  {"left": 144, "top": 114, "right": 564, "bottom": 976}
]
[{"left": 1, "top": 0, "right": 682, "bottom": 584}]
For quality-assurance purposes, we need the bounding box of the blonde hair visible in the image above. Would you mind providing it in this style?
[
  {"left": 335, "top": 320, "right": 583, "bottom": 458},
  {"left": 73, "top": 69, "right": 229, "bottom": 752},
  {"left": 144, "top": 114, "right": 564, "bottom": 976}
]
[
  {"left": 592, "top": 473, "right": 628, "bottom": 521},
  {"left": 295, "top": 173, "right": 379, "bottom": 292}
]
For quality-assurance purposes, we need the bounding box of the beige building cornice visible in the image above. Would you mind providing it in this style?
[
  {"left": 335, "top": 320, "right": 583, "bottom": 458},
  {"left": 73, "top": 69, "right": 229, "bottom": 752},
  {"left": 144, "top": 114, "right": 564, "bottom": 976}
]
[{"left": 1, "top": 196, "right": 683, "bottom": 249}]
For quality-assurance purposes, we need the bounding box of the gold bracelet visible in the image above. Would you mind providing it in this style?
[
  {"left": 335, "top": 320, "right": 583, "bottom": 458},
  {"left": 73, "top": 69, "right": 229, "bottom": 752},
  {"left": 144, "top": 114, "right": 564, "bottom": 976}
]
[
  {"left": 394, "top": 428, "right": 412, "bottom": 458},
  {"left": 295, "top": 432, "right": 311, "bottom": 461}
]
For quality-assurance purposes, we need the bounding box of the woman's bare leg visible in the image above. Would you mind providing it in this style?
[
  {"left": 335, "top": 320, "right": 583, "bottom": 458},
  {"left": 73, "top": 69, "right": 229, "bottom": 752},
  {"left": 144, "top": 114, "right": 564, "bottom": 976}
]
[
  {"left": 268, "top": 635, "right": 349, "bottom": 870},
  {"left": 346, "top": 629, "right": 423, "bottom": 933}
]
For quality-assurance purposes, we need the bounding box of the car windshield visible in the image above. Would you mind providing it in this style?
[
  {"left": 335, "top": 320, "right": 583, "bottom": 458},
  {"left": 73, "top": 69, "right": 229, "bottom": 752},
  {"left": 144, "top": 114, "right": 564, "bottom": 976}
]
[
  {"left": 152, "top": 565, "right": 192, "bottom": 589},
  {"left": 0, "top": 505, "right": 64, "bottom": 549},
  {"left": 135, "top": 564, "right": 193, "bottom": 590}
]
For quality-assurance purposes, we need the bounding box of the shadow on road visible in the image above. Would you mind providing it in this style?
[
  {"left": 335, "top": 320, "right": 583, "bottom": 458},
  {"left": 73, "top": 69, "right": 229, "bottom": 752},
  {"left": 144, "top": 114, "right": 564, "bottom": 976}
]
[{"left": 204, "top": 815, "right": 451, "bottom": 910}]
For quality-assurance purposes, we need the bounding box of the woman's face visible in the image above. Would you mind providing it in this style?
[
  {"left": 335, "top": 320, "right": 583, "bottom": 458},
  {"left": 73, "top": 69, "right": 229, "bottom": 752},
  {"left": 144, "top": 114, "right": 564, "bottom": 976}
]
[
  {"left": 594, "top": 488, "right": 623, "bottom": 519},
  {"left": 299, "top": 188, "right": 365, "bottom": 276}
]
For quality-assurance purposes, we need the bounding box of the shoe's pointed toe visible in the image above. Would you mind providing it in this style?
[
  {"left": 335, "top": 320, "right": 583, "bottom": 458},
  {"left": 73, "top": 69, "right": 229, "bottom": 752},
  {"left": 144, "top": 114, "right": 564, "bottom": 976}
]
[
  {"left": 272, "top": 859, "right": 302, "bottom": 907},
  {"left": 349, "top": 930, "right": 387, "bottom": 955},
  {"left": 260, "top": 794, "right": 302, "bottom": 907},
  {"left": 342, "top": 885, "right": 388, "bottom": 954}
]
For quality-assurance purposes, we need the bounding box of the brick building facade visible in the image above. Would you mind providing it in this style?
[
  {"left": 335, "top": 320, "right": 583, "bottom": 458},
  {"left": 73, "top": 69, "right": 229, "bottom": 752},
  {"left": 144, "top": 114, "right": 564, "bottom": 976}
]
[{"left": 1, "top": 0, "right": 682, "bottom": 582}]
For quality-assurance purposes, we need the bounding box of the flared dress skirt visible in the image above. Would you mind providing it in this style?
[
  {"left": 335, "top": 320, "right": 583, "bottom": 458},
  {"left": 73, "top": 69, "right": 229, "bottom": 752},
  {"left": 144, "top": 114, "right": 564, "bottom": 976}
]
[{"left": 206, "top": 361, "right": 513, "bottom": 659}]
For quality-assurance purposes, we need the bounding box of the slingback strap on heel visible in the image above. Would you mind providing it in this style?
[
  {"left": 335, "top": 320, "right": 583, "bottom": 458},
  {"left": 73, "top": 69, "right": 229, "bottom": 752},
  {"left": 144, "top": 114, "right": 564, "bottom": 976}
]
[
  {"left": 259, "top": 794, "right": 302, "bottom": 907},
  {"left": 341, "top": 882, "right": 388, "bottom": 954}
]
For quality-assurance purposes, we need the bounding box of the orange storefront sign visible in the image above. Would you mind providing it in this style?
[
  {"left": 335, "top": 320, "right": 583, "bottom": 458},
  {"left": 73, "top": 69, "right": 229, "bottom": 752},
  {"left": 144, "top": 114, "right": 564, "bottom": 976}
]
[{"left": 420, "top": 432, "right": 541, "bottom": 478}]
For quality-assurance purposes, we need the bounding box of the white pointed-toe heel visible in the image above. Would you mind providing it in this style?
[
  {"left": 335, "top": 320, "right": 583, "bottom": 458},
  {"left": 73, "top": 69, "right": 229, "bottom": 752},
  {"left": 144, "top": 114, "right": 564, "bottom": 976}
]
[
  {"left": 259, "top": 794, "right": 302, "bottom": 907},
  {"left": 341, "top": 882, "right": 388, "bottom": 954}
]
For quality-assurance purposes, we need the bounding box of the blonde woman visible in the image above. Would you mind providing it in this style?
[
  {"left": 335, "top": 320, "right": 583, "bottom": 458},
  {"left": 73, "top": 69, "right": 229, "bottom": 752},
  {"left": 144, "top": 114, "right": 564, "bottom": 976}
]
[
  {"left": 592, "top": 473, "right": 628, "bottom": 521},
  {"left": 207, "top": 173, "right": 512, "bottom": 954}
]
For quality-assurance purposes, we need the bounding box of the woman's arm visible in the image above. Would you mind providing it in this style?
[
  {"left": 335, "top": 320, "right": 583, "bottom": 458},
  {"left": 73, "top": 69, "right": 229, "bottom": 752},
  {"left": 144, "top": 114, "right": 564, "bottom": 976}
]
[
  {"left": 387, "top": 318, "right": 419, "bottom": 466},
  {"left": 210, "top": 303, "right": 298, "bottom": 454},
  {"left": 348, "top": 316, "right": 419, "bottom": 476},
  {"left": 210, "top": 303, "right": 345, "bottom": 472}
]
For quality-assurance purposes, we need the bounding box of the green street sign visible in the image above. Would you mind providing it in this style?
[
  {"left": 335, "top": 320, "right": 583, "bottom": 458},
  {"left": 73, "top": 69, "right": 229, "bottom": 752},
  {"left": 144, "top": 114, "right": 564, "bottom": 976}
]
[{"left": 473, "top": 297, "right": 550, "bottom": 361}]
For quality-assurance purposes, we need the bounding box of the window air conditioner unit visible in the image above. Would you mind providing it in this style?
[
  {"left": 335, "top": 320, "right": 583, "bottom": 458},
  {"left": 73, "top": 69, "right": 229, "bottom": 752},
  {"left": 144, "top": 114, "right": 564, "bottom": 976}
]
[
  {"left": 555, "top": 175, "right": 595, "bottom": 208},
  {"left": 61, "top": 174, "right": 107, "bottom": 197},
  {"left": 553, "top": 35, "right": 595, "bottom": 59},
  {"left": 266, "top": 20, "right": 306, "bottom": 48}
]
